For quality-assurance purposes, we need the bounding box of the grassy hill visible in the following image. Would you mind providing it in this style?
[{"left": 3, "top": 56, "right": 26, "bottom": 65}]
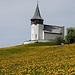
[{"left": 0, "top": 43, "right": 75, "bottom": 75}]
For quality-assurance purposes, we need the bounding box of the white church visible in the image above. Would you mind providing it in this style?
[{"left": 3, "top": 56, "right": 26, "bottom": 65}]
[{"left": 24, "top": 3, "right": 64, "bottom": 44}]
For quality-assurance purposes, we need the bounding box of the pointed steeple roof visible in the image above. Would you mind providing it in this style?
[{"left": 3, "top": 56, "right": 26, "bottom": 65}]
[{"left": 31, "top": 2, "right": 43, "bottom": 20}]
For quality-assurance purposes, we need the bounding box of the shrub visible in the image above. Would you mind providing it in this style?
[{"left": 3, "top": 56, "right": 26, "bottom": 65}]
[
  {"left": 65, "top": 27, "right": 75, "bottom": 44},
  {"left": 55, "top": 36, "right": 63, "bottom": 45}
]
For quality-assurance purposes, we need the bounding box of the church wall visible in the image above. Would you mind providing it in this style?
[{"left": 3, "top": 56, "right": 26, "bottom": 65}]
[
  {"left": 44, "top": 26, "right": 64, "bottom": 41},
  {"left": 44, "top": 33, "right": 63, "bottom": 41},
  {"left": 61, "top": 26, "right": 64, "bottom": 40},
  {"left": 31, "top": 24, "right": 39, "bottom": 40},
  {"left": 38, "top": 25, "right": 44, "bottom": 40}
]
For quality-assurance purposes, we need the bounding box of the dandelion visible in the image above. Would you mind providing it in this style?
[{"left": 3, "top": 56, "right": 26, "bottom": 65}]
[{"left": 0, "top": 44, "right": 75, "bottom": 74}]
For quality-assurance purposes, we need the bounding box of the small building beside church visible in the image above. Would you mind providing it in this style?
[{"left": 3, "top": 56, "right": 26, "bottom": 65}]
[{"left": 24, "top": 3, "right": 64, "bottom": 44}]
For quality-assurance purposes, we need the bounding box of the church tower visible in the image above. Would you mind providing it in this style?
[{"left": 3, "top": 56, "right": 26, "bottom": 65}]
[
  {"left": 30, "top": 2, "right": 44, "bottom": 25},
  {"left": 30, "top": 3, "right": 44, "bottom": 40}
]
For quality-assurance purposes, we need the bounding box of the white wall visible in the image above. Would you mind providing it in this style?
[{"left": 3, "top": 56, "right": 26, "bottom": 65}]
[
  {"left": 38, "top": 24, "right": 44, "bottom": 40},
  {"left": 31, "top": 24, "right": 44, "bottom": 40},
  {"left": 31, "top": 24, "right": 39, "bottom": 40},
  {"left": 31, "top": 24, "right": 64, "bottom": 41}
]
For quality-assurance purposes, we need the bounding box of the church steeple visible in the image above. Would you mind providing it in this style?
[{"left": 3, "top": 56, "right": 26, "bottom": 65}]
[{"left": 31, "top": 2, "right": 44, "bottom": 25}]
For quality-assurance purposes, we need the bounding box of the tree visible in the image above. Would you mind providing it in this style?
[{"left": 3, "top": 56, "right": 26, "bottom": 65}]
[
  {"left": 55, "top": 36, "right": 63, "bottom": 45},
  {"left": 65, "top": 27, "right": 75, "bottom": 44}
]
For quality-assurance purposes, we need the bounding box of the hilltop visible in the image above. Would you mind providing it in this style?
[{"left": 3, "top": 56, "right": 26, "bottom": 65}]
[{"left": 0, "top": 43, "right": 75, "bottom": 75}]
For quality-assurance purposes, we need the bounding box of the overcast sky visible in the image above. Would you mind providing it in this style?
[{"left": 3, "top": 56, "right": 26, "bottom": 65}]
[{"left": 0, "top": 0, "right": 75, "bottom": 48}]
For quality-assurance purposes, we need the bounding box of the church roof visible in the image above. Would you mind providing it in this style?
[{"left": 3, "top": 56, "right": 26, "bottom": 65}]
[
  {"left": 31, "top": 3, "right": 43, "bottom": 20},
  {"left": 43, "top": 25, "right": 63, "bottom": 34}
]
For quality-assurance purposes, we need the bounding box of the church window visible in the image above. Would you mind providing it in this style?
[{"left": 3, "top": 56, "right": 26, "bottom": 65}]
[{"left": 35, "top": 34, "right": 37, "bottom": 38}]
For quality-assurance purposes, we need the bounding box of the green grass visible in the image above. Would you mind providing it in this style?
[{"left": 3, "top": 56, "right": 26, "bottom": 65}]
[
  {"left": 0, "top": 42, "right": 57, "bottom": 57},
  {"left": 26, "top": 42, "right": 57, "bottom": 46}
]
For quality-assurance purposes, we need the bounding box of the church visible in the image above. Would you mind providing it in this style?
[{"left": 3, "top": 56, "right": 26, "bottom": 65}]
[{"left": 24, "top": 3, "right": 64, "bottom": 44}]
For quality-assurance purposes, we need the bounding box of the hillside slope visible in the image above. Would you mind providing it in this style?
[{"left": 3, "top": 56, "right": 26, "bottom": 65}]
[{"left": 0, "top": 43, "right": 75, "bottom": 75}]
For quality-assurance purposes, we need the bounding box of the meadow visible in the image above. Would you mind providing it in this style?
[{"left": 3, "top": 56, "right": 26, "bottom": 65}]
[{"left": 0, "top": 43, "right": 75, "bottom": 75}]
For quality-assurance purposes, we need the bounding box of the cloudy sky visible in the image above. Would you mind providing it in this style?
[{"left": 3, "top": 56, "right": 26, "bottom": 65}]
[{"left": 0, "top": 0, "right": 75, "bottom": 48}]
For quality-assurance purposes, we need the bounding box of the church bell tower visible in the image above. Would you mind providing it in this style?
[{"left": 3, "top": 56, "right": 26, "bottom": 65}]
[
  {"left": 30, "top": 2, "right": 44, "bottom": 25},
  {"left": 30, "top": 2, "right": 44, "bottom": 40}
]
